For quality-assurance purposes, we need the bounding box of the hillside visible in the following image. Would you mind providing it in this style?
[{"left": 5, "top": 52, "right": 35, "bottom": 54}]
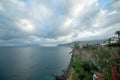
[{"left": 58, "top": 39, "right": 106, "bottom": 47}]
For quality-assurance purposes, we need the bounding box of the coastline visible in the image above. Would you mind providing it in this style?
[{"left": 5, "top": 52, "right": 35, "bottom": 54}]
[
  {"left": 55, "top": 51, "right": 74, "bottom": 80},
  {"left": 56, "top": 46, "right": 120, "bottom": 80}
]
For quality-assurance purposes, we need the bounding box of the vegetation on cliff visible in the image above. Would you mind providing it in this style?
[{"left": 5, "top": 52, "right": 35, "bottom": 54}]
[{"left": 67, "top": 46, "right": 120, "bottom": 80}]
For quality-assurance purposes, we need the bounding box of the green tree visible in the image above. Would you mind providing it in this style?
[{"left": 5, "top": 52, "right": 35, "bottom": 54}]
[
  {"left": 115, "top": 30, "right": 120, "bottom": 42},
  {"left": 108, "top": 38, "right": 112, "bottom": 44},
  {"left": 74, "top": 44, "right": 79, "bottom": 50}
]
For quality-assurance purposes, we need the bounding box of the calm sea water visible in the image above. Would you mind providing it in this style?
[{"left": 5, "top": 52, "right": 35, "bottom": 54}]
[{"left": 0, "top": 47, "right": 71, "bottom": 80}]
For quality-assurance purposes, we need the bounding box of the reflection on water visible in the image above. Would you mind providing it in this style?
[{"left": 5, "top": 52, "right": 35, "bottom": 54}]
[{"left": 0, "top": 47, "right": 71, "bottom": 80}]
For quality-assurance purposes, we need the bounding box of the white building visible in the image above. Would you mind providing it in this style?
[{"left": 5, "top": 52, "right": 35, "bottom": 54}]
[
  {"left": 110, "top": 37, "right": 119, "bottom": 43},
  {"left": 100, "top": 37, "right": 119, "bottom": 46}
]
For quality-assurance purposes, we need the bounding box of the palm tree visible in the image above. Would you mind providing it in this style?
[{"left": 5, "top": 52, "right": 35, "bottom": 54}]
[{"left": 115, "top": 30, "right": 120, "bottom": 42}]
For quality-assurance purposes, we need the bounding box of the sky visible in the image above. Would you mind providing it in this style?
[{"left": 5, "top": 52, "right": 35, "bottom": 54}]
[{"left": 0, "top": 0, "right": 120, "bottom": 46}]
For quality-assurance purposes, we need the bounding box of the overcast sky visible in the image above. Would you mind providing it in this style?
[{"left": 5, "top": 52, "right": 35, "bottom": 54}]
[{"left": 0, "top": 0, "right": 120, "bottom": 46}]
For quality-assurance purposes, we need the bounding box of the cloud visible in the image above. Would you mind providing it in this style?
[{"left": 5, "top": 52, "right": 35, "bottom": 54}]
[
  {"left": 0, "top": 0, "right": 120, "bottom": 46},
  {"left": 0, "top": 3, "right": 4, "bottom": 11},
  {"left": 16, "top": 19, "right": 35, "bottom": 33}
]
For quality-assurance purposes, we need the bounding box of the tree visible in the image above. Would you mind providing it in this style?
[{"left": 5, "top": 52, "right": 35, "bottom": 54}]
[
  {"left": 115, "top": 30, "right": 120, "bottom": 42},
  {"left": 108, "top": 38, "right": 112, "bottom": 44}
]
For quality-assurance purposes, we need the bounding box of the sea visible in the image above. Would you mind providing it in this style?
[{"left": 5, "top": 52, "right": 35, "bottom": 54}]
[{"left": 0, "top": 46, "right": 71, "bottom": 80}]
